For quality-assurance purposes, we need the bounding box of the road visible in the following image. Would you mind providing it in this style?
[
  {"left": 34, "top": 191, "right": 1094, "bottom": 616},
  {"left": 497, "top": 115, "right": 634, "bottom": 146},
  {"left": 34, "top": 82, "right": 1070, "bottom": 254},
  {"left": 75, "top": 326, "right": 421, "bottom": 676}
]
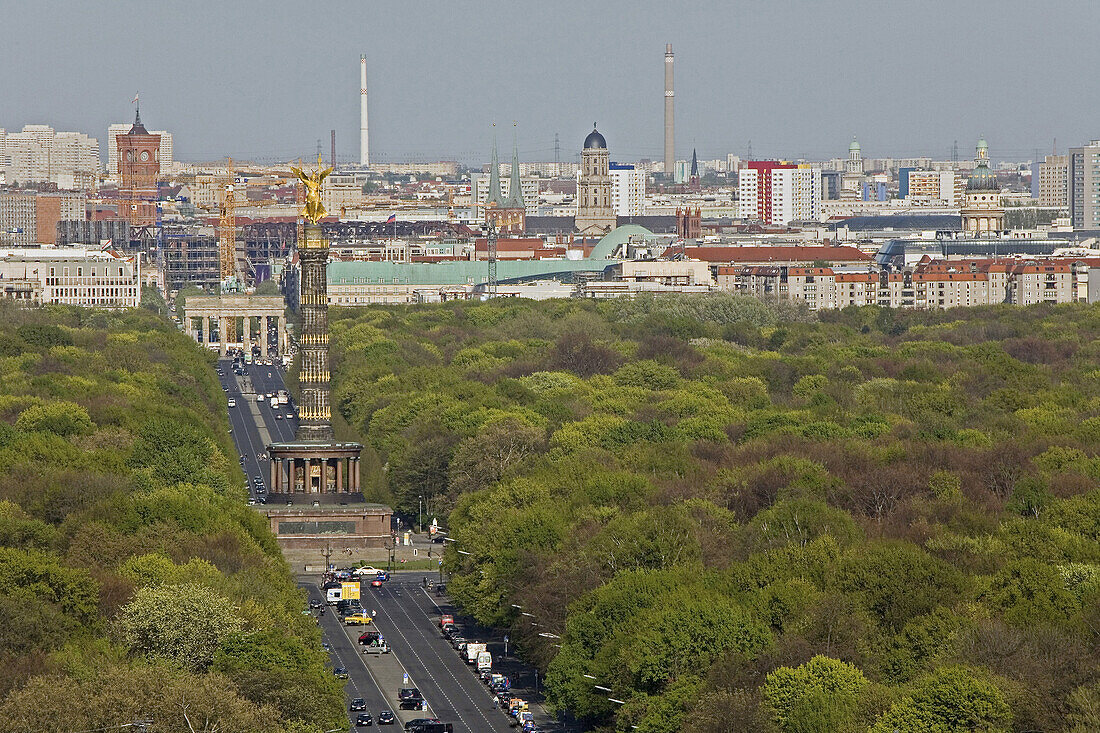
[
  {"left": 218, "top": 357, "right": 296, "bottom": 499},
  {"left": 300, "top": 573, "right": 520, "bottom": 733},
  {"left": 219, "top": 356, "right": 565, "bottom": 731}
]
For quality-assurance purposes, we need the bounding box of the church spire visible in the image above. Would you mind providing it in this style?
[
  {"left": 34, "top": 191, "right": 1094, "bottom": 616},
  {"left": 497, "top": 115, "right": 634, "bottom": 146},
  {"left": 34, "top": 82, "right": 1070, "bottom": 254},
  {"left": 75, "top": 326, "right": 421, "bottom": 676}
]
[
  {"left": 485, "top": 129, "right": 505, "bottom": 208},
  {"left": 503, "top": 126, "right": 525, "bottom": 209},
  {"left": 690, "top": 147, "right": 699, "bottom": 177}
]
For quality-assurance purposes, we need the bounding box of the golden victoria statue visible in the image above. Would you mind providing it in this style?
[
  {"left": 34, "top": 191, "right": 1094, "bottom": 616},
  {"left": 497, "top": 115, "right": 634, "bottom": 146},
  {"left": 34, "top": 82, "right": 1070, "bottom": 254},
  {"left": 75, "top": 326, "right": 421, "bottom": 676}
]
[{"left": 291, "top": 154, "right": 334, "bottom": 224}]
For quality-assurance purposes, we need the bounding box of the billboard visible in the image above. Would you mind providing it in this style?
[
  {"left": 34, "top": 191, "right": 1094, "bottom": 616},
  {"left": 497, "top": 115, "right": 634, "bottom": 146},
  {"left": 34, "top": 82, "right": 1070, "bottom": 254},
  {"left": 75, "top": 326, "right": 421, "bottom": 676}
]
[{"left": 341, "top": 581, "right": 361, "bottom": 600}]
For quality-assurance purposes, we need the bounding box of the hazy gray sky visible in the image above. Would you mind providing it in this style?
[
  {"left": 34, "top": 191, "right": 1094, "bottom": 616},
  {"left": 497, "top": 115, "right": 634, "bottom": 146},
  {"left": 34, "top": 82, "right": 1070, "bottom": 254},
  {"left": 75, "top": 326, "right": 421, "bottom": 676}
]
[{"left": 3, "top": 0, "right": 1096, "bottom": 164}]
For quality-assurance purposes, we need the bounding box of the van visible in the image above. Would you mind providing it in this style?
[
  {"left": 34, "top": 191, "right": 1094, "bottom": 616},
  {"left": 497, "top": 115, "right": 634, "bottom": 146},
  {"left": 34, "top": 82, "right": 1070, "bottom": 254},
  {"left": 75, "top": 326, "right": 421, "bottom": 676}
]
[{"left": 325, "top": 587, "right": 342, "bottom": 604}]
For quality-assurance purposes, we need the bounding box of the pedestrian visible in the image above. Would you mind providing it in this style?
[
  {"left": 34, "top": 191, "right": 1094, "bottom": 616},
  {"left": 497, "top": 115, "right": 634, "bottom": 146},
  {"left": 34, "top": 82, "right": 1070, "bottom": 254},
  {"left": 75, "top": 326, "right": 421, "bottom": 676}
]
[{"left": 422, "top": 577, "right": 427, "bottom": 588}]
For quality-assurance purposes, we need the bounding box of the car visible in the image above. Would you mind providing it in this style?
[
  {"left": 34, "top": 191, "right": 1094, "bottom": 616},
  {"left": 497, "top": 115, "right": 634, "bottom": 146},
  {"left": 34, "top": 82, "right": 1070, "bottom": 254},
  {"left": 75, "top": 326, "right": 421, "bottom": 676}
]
[
  {"left": 286, "top": 413, "right": 294, "bottom": 419},
  {"left": 321, "top": 641, "right": 330, "bottom": 651},
  {"left": 309, "top": 599, "right": 323, "bottom": 609},
  {"left": 431, "top": 535, "right": 445, "bottom": 544},
  {"left": 349, "top": 698, "right": 367, "bottom": 711},
  {"left": 275, "top": 413, "right": 283, "bottom": 419},
  {"left": 344, "top": 613, "right": 372, "bottom": 625},
  {"left": 227, "top": 398, "right": 236, "bottom": 407},
  {"left": 247, "top": 498, "right": 256, "bottom": 506},
  {"left": 333, "top": 667, "right": 349, "bottom": 679},
  {"left": 377, "top": 710, "right": 395, "bottom": 725},
  {"left": 370, "top": 578, "right": 383, "bottom": 588},
  {"left": 222, "top": 385, "right": 229, "bottom": 391},
  {"left": 355, "top": 712, "right": 373, "bottom": 726}
]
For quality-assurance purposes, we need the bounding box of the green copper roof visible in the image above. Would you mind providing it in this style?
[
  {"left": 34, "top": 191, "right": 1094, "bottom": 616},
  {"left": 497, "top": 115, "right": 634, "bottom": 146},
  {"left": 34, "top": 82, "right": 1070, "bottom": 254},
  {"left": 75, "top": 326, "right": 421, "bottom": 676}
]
[
  {"left": 588, "top": 224, "right": 656, "bottom": 259},
  {"left": 503, "top": 135, "right": 525, "bottom": 209},
  {"left": 328, "top": 257, "right": 616, "bottom": 287},
  {"left": 485, "top": 136, "right": 505, "bottom": 208},
  {"left": 849, "top": 136, "right": 861, "bottom": 154}
]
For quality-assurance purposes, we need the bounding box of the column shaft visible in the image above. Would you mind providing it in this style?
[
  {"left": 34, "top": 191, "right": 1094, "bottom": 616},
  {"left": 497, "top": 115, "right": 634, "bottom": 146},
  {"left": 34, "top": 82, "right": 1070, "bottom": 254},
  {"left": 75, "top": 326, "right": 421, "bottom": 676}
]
[
  {"left": 219, "top": 316, "right": 227, "bottom": 356},
  {"left": 319, "top": 457, "right": 328, "bottom": 494},
  {"left": 261, "top": 316, "right": 270, "bottom": 359},
  {"left": 269, "top": 458, "right": 276, "bottom": 493},
  {"left": 336, "top": 458, "right": 343, "bottom": 492}
]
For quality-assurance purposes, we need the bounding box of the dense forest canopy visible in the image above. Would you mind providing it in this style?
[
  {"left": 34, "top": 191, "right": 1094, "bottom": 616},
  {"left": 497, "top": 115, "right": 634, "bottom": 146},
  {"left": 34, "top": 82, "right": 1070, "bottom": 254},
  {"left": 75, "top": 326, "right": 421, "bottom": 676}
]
[
  {"left": 329, "top": 294, "right": 1100, "bottom": 733},
  {"left": 0, "top": 303, "right": 343, "bottom": 733}
]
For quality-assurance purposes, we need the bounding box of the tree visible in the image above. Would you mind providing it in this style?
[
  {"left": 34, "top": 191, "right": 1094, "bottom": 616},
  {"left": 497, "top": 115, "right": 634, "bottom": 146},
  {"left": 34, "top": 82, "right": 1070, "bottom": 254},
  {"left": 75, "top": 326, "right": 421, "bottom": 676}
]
[
  {"left": 762, "top": 655, "right": 868, "bottom": 732},
  {"left": 118, "top": 583, "right": 242, "bottom": 671},
  {"left": 870, "top": 666, "right": 1011, "bottom": 732},
  {"left": 983, "top": 558, "right": 1078, "bottom": 627},
  {"left": 15, "top": 401, "right": 93, "bottom": 437},
  {"left": 447, "top": 418, "right": 544, "bottom": 499}
]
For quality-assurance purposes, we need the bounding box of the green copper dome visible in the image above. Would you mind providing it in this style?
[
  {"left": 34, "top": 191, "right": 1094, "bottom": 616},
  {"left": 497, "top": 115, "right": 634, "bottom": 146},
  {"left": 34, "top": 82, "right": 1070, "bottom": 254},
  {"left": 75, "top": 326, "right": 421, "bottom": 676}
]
[
  {"left": 967, "top": 138, "right": 997, "bottom": 190},
  {"left": 849, "top": 137, "right": 861, "bottom": 154}
]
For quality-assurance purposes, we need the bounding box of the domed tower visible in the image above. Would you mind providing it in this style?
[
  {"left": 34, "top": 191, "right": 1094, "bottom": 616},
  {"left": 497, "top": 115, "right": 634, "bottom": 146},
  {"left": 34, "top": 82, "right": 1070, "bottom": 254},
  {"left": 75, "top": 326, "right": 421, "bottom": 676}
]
[
  {"left": 842, "top": 136, "right": 863, "bottom": 196},
  {"left": 961, "top": 138, "right": 1003, "bottom": 234},
  {"left": 846, "top": 137, "right": 862, "bottom": 174},
  {"left": 575, "top": 125, "right": 615, "bottom": 236}
]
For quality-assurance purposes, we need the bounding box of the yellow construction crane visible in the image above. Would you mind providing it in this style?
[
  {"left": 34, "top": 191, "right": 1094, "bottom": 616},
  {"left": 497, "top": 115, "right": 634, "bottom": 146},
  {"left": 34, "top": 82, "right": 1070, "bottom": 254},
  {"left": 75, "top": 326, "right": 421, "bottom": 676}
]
[{"left": 217, "top": 157, "right": 238, "bottom": 288}]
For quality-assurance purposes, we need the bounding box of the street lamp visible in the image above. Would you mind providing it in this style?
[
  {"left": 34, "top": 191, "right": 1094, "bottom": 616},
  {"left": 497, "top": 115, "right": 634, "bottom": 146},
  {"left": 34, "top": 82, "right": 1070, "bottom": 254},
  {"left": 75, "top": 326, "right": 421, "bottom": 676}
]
[{"left": 418, "top": 495, "right": 422, "bottom": 532}]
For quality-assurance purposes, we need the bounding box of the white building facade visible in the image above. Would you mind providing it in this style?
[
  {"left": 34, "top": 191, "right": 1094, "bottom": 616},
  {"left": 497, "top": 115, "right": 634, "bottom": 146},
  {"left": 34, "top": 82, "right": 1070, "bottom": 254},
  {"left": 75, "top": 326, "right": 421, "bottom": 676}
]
[
  {"left": 0, "top": 248, "right": 140, "bottom": 308},
  {"left": 609, "top": 163, "right": 645, "bottom": 216}
]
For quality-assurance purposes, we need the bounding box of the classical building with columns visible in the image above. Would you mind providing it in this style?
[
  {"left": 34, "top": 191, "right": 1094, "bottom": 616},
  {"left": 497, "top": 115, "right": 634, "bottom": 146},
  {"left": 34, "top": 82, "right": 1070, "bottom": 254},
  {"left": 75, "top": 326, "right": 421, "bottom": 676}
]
[
  {"left": 183, "top": 294, "right": 288, "bottom": 358},
  {"left": 263, "top": 220, "right": 390, "bottom": 550},
  {"left": 961, "top": 139, "right": 1004, "bottom": 234}
]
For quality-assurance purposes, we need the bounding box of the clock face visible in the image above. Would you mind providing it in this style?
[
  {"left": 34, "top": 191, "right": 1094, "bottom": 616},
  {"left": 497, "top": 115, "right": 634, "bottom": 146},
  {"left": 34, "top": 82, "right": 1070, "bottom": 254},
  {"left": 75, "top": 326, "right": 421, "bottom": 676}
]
[{"left": 139, "top": 150, "right": 150, "bottom": 162}]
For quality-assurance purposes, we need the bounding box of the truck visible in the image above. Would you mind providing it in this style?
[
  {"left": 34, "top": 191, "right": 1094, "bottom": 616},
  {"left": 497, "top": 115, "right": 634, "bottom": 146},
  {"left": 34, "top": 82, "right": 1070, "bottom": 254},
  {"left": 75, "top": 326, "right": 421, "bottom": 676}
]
[
  {"left": 476, "top": 650, "right": 491, "bottom": 672},
  {"left": 324, "top": 586, "right": 342, "bottom": 604},
  {"left": 464, "top": 642, "right": 486, "bottom": 664},
  {"left": 277, "top": 389, "right": 289, "bottom": 405}
]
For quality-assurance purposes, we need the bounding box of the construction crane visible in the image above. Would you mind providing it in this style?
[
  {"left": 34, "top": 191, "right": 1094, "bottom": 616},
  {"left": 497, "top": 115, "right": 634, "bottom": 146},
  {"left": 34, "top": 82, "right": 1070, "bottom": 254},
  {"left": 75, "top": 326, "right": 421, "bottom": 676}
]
[{"left": 217, "top": 157, "right": 242, "bottom": 291}]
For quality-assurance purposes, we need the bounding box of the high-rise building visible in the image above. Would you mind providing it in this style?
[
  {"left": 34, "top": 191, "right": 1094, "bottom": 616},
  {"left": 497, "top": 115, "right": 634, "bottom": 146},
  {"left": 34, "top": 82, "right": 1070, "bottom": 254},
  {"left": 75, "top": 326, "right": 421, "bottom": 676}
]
[
  {"left": 0, "top": 191, "right": 37, "bottom": 246},
  {"left": 609, "top": 163, "right": 645, "bottom": 217},
  {"left": 904, "top": 170, "right": 962, "bottom": 205},
  {"left": 961, "top": 139, "right": 1004, "bottom": 234},
  {"left": 1069, "top": 142, "right": 1100, "bottom": 229},
  {"left": 115, "top": 108, "right": 161, "bottom": 226},
  {"left": 575, "top": 125, "right": 615, "bottom": 236},
  {"left": 739, "top": 162, "right": 821, "bottom": 226},
  {"left": 2, "top": 125, "right": 99, "bottom": 189},
  {"left": 1033, "top": 155, "right": 1068, "bottom": 207}
]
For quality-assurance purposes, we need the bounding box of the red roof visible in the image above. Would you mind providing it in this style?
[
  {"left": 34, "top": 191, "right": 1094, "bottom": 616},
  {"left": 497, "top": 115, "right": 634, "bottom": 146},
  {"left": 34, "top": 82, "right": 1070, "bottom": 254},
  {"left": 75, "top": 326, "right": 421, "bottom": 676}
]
[{"left": 684, "top": 245, "right": 870, "bottom": 264}]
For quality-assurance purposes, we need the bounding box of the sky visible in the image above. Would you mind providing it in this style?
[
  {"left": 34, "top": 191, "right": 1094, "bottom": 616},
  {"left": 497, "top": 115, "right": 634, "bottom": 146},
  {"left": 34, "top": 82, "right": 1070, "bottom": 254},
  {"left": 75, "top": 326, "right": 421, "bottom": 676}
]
[{"left": 2, "top": 0, "right": 1097, "bottom": 165}]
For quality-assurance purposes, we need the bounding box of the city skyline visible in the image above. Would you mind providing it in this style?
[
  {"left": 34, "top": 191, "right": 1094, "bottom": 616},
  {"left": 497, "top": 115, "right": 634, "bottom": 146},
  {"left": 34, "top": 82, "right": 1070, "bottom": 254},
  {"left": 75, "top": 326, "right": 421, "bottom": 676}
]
[{"left": 2, "top": 0, "right": 1097, "bottom": 164}]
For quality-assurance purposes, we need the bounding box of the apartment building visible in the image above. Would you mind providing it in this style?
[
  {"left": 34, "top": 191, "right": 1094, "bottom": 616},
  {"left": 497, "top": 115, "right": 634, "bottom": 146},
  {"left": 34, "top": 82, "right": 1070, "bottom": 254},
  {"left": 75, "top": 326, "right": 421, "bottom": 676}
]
[
  {"left": 609, "top": 163, "right": 645, "bottom": 217},
  {"left": 721, "top": 258, "right": 1094, "bottom": 310},
  {"left": 739, "top": 162, "right": 822, "bottom": 225},
  {"left": 3, "top": 125, "right": 99, "bottom": 189},
  {"left": 1035, "top": 155, "right": 1068, "bottom": 208},
  {"left": 0, "top": 247, "right": 140, "bottom": 308},
  {"left": 1069, "top": 141, "right": 1100, "bottom": 229}
]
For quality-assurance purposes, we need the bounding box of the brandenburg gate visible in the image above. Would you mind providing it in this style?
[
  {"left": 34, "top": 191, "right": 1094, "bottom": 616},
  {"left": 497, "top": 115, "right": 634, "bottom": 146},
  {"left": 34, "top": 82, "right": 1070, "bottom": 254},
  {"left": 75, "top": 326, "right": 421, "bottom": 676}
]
[{"left": 183, "top": 294, "right": 289, "bottom": 358}]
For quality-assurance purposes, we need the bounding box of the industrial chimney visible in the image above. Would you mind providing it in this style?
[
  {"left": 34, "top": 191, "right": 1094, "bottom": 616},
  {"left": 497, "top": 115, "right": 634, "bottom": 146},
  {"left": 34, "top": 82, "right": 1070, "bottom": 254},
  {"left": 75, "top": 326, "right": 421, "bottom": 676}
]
[
  {"left": 360, "top": 55, "right": 369, "bottom": 167},
  {"left": 664, "top": 44, "right": 674, "bottom": 181}
]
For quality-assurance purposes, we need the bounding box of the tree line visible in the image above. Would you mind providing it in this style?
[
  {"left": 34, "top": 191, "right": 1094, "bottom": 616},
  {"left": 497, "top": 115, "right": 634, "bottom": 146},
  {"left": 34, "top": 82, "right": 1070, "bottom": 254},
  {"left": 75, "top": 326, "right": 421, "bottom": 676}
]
[
  {"left": 329, "top": 293, "right": 1100, "bottom": 732},
  {"left": 0, "top": 302, "right": 344, "bottom": 732}
]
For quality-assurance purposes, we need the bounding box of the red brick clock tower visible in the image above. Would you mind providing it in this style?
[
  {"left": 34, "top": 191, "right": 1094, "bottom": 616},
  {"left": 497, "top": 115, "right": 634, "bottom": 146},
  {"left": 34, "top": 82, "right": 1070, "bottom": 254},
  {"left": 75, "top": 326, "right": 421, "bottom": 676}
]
[{"left": 116, "top": 107, "right": 161, "bottom": 226}]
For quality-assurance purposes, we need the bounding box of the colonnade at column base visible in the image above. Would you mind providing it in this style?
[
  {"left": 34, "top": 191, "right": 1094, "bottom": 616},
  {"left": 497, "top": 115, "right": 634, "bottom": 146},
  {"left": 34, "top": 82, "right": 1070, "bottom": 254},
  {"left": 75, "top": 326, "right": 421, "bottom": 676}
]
[{"left": 266, "top": 441, "right": 363, "bottom": 504}]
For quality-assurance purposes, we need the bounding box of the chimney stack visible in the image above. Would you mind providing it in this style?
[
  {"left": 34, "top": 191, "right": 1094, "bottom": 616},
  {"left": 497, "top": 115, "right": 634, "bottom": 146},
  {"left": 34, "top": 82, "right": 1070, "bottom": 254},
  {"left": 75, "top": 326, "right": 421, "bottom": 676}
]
[
  {"left": 359, "top": 55, "right": 369, "bottom": 167},
  {"left": 664, "top": 43, "right": 674, "bottom": 181}
]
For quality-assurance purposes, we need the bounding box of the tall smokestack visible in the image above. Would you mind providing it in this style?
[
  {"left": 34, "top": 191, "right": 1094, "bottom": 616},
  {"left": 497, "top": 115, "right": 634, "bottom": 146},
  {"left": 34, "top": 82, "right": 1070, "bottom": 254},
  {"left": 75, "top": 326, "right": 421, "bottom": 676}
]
[
  {"left": 359, "top": 55, "right": 369, "bottom": 167},
  {"left": 664, "top": 43, "right": 674, "bottom": 180}
]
